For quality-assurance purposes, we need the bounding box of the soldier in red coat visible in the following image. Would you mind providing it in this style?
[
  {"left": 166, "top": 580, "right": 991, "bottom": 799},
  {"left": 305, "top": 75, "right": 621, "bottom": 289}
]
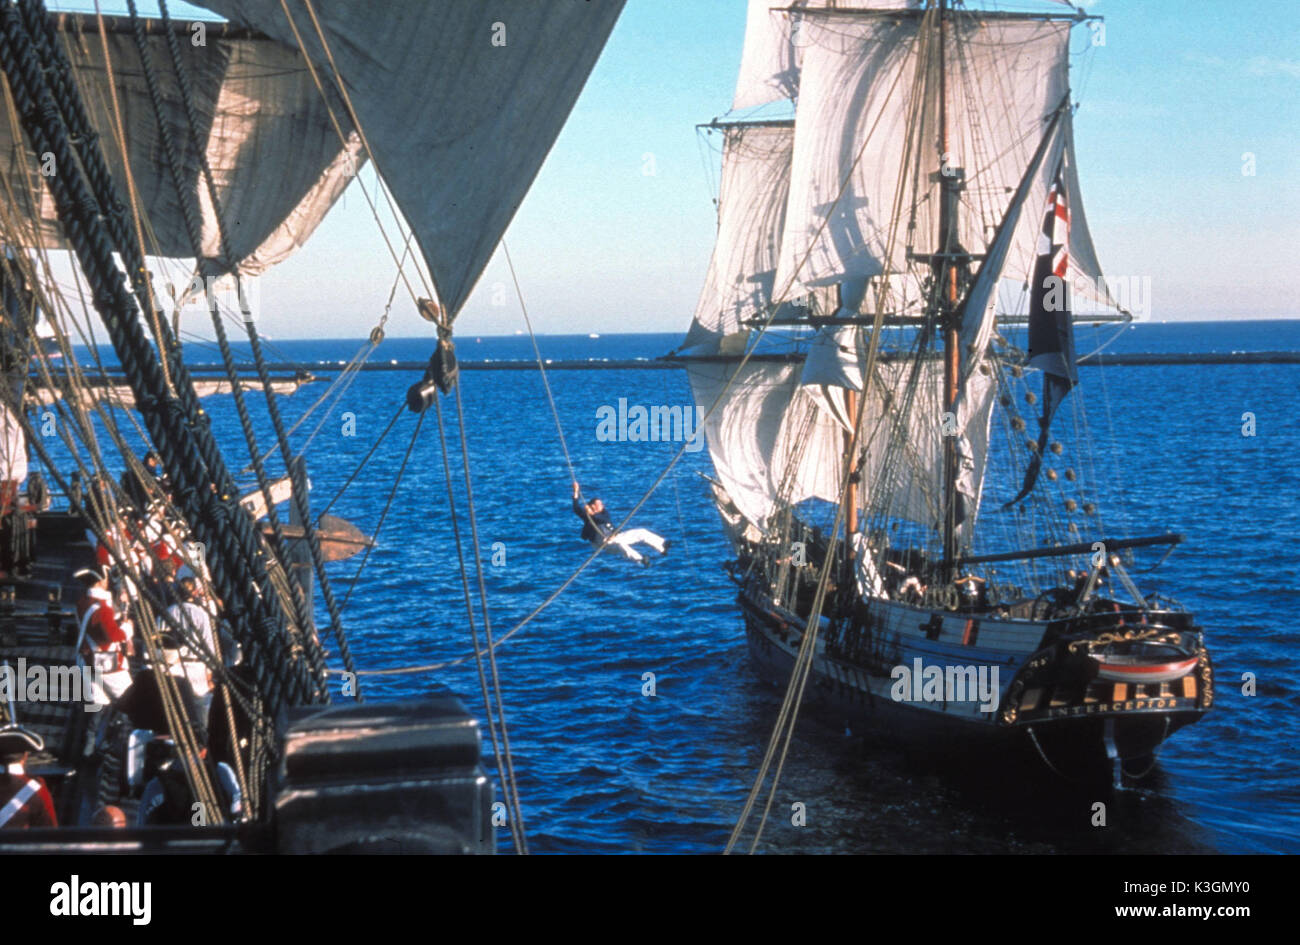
[
  {"left": 0, "top": 725, "right": 57, "bottom": 829},
  {"left": 74, "top": 567, "right": 135, "bottom": 707}
]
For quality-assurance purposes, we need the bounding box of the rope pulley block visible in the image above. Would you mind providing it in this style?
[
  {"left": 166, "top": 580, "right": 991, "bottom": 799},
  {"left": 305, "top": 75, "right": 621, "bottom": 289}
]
[{"left": 406, "top": 297, "right": 458, "bottom": 412}]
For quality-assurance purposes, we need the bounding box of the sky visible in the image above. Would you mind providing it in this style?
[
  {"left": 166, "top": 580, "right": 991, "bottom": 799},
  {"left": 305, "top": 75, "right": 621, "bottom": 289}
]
[{"left": 45, "top": 1, "right": 1300, "bottom": 339}]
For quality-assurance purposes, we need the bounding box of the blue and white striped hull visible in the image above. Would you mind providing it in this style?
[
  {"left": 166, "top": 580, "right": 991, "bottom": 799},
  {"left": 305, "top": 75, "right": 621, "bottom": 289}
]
[{"left": 738, "top": 584, "right": 1211, "bottom": 777}]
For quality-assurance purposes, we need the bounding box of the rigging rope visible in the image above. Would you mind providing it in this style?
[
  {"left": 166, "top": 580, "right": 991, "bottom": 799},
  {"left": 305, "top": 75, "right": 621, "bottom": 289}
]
[
  {"left": 428, "top": 388, "right": 528, "bottom": 855},
  {"left": 305, "top": 22, "right": 927, "bottom": 682},
  {"left": 239, "top": 229, "right": 408, "bottom": 476},
  {"left": 1, "top": 0, "right": 321, "bottom": 718},
  {"left": 4, "top": 270, "right": 275, "bottom": 810},
  {"left": 155, "top": 0, "right": 358, "bottom": 692},
  {"left": 337, "top": 410, "right": 425, "bottom": 611},
  {"left": 124, "top": 0, "right": 320, "bottom": 673},
  {"left": 729, "top": 8, "right": 940, "bottom": 852},
  {"left": 314, "top": 403, "right": 406, "bottom": 522},
  {"left": 88, "top": 1, "right": 174, "bottom": 400},
  {"left": 504, "top": 240, "right": 576, "bottom": 484},
  {"left": 452, "top": 381, "right": 529, "bottom": 853},
  {"left": 240, "top": 337, "right": 370, "bottom": 474},
  {"left": 6, "top": 395, "right": 225, "bottom": 822},
  {"left": 0, "top": 75, "right": 274, "bottom": 778},
  {"left": 274, "top": 0, "right": 428, "bottom": 308}
]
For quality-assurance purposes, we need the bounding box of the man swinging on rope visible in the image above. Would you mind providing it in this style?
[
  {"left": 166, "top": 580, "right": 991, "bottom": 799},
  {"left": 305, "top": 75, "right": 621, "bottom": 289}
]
[{"left": 572, "top": 482, "right": 669, "bottom": 566}]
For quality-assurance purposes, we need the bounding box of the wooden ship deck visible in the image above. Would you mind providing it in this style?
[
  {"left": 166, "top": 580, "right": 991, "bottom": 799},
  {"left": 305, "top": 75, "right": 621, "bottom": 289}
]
[{"left": 0, "top": 510, "right": 99, "bottom": 816}]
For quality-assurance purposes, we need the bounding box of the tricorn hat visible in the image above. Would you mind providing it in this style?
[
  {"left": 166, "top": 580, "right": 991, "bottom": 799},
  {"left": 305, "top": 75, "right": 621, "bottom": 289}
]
[{"left": 0, "top": 723, "right": 45, "bottom": 756}]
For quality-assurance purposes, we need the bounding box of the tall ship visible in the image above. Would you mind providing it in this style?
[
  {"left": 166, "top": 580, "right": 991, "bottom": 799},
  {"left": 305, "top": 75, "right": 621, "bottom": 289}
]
[
  {"left": 0, "top": 0, "right": 623, "bottom": 852},
  {"left": 678, "top": 0, "right": 1212, "bottom": 783}
]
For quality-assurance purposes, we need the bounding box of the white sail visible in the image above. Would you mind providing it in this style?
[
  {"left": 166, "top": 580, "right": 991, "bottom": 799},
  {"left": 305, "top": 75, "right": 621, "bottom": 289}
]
[
  {"left": 0, "top": 22, "right": 361, "bottom": 275},
  {"left": 689, "top": 352, "right": 995, "bottom": 537},
  {"left": 733, "top": 0, "right": 808, "bottom": 110},
  {"left": 800, "top": 324, "right": 864, "bottom": 390},
  {"left": 958, "top": 103, "right": 1068, "bottom": 384},
  {"left": 200, "top": 0, "right": 624, "bottom": 319},
  {"left": 684, "top": 121, "right": 794, "bottom": 354},
  {"left": 795, "top": 336, "right": 996, "bottom": 533},
  {"left": 733, "top": 0, "right": 921, "bottom": 111},
  {"left": 772, "top": 13, "right": 1072, "bottom": 313},
  {"left": 851, "top": 361, "right": 996, "bottom": 533},
  {"left": 993, "top": 113, "right": 1126, "bottom": 321},
  {"left": 689, "top": 5, "right": 1097, "bottom": 548},
  {"left": 687, "top": 359, "right": 841, "bottom": 530}
]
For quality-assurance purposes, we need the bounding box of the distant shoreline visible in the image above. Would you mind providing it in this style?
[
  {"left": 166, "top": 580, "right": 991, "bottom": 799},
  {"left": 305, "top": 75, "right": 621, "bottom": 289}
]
[
  {"left": 157, "top": 350, "right": 1300, "bottom": 374},
  {"left": 164, "top": 317, "right": 1300, "bottom": 346}
]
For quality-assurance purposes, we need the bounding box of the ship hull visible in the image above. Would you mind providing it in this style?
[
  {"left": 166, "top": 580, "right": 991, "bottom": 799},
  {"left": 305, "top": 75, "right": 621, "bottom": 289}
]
[{"left": 737, "top": 584, "right": 1210, "bottom": 781}]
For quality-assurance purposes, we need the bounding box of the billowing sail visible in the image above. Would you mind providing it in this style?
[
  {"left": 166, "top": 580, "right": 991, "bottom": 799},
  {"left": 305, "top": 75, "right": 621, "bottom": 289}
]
[
  {"left": 772, "top": 12, "right": 1073, "bottom": 317},
  {"left": 688, "top": 352, "right": 995, "bottom": 537},
  {"left": 733, "top": 0, "right": 811, "bottom": 110},
  {"left": 687, "top": 4, "right": 1100, "bottom": 550},
  {"left": 0, "top": 17, "right": 361, "bottom": 275},
  {"left": 687, "top": 359, "right": 842, "bottom": 529},
  {"left": 800, "top": 325, "right": 863, "bottom": 390},
  {"left": 995, "top": 114, "right": 1125, "bottom": 320},
  {"left": 795, "top": 329, "right": 996, "bottom": 533},
  {"left": 684, "top": 121, "right": 794, "bottom": 354},
  {"left": 733, "top": 0, "right": 920, "bottom": 111},
  {"left": 200, "top": 0, "right": 625, "bottom": 320}
]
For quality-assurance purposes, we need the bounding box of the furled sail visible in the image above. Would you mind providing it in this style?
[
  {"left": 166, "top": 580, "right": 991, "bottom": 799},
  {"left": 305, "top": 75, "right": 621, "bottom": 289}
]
[
  {"left": 772, "top": 12, "right": 1073, "bottom": 318},
  {"left": 684, "top": 121, "right": 794, "bottom": 354},
  {"left": 0, "top": 16, "right": 362, "bottom": 276},
  {"left": 199, "top": 0, "right": 625, "bottom": 320}
]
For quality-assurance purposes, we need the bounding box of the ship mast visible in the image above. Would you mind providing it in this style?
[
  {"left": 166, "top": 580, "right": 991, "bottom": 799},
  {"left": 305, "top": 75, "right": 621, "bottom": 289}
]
[
  {"left": 935, "top": 0, "right": 967, "bottom": 579},
  {"left": 845, "top": 388, "right": 858, "bottom": 537}
]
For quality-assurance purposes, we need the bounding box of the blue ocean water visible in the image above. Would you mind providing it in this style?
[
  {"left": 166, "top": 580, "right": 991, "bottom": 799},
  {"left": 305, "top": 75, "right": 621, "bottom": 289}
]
[{"left": 53, "top": 321, "right": 1300, "bottom": 852}]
